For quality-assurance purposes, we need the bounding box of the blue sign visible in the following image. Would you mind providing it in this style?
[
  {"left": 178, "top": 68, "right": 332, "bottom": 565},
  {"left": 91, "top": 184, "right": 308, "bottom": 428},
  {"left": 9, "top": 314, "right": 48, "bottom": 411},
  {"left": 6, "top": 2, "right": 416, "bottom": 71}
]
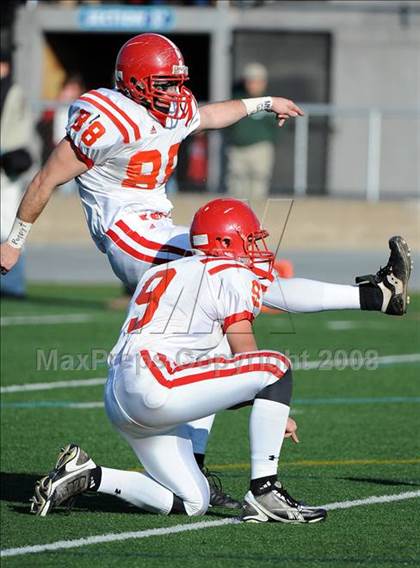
[{"left": 78, "top": 6, "right": 175, "bottom": 31}]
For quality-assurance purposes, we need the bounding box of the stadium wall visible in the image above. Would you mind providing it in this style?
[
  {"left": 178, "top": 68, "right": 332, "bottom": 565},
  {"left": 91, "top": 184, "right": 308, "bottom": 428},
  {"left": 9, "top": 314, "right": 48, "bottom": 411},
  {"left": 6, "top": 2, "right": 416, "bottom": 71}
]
[{"left": 29, "top": 193, "right": 420, "bottom": 252}]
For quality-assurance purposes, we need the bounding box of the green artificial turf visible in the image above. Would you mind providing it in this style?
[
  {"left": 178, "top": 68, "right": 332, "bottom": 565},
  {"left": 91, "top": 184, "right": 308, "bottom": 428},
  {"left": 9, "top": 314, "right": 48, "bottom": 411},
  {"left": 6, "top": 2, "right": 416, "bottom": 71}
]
[{"left": 1, "top": 284, "right": 419, "bottom": 567}]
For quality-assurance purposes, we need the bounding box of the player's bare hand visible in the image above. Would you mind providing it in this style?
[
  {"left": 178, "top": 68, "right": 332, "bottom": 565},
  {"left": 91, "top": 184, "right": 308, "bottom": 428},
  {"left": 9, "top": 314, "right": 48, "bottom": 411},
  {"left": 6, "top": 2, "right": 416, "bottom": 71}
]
[
  {"left": 284, "top": 416, "right": 299, "bottom": 444},
  {"left": 271, "top": 97, "right": 304, "bottom": 127},
  {"left": 0, "top": 243, "right": 21, "bottom": 275}
]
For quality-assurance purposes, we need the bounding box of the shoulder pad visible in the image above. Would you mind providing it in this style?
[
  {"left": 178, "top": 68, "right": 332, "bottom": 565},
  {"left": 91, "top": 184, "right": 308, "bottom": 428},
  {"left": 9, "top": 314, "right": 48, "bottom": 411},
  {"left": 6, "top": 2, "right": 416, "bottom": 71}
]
[{"left": 75, "top": 89, "right": 141, "bottom": 144}]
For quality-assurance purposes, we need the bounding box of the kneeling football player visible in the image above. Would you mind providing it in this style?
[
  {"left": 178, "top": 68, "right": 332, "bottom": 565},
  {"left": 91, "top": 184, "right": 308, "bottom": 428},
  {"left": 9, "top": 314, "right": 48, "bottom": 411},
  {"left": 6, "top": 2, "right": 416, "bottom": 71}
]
[{"left": 31, "top": 198, "right": 411, "bottom": 522}]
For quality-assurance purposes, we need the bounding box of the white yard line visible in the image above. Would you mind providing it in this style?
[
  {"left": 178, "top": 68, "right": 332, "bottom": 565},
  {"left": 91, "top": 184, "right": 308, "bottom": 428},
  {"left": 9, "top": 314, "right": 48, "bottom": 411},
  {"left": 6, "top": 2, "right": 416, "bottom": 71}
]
[
  {"left": 1, "top": 378, "right": 106, "bottom": 394},
  {"left": 2, "top": 490, "right": 420, "bottom": 558},
  {"left": 294, "top": 352, "right": 420, "bottom": 370},
  {"left": 1, "top": 314, "right": 93, "bottom": 327},
  {"left": 326, "top": 320, "right": 392, "bottom": 331},
  {"left": 1, "top": 353, "right": 419, "bottom": 394},
  {"left": 322, "top": 491, "right": 420, "bottom": 511}
]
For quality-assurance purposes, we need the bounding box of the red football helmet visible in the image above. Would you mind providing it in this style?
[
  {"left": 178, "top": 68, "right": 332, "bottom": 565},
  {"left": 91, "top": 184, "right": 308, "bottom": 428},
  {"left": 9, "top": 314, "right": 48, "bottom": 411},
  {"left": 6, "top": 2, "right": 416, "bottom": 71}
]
[
  {"left": 115, "top": 33, "right": 192, "bottom": 124},
  {"left": 190, "top": 198, "right": 274, "bottom": 275}
]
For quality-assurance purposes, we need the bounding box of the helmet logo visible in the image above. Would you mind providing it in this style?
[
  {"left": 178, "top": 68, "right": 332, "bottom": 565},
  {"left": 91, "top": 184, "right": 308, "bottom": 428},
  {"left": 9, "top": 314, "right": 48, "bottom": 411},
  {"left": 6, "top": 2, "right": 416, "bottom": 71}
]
[
  {"left": 192, "top": 234, "right": 209, "bottom": 246},
  {"left": 172, "top": 64, "right": 188, "bottom": 75}
]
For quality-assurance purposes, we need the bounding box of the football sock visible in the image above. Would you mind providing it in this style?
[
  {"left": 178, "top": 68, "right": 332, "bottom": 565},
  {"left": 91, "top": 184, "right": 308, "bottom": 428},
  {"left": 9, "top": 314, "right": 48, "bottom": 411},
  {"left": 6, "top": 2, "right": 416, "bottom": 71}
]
[
  {"left": 250, "top": 398, "right": 290, "bottom": 480},
  {"left": 194, "top": 453, "right": 205, "bottom": 469},
  {"left": 170, "top": 495, "right": 187, "bottom": 514},
  {"left": 359, "top": 283, "right": 383, "bottom": 310},
  {"left": 89, "top": 466, "right": 102, "bottom": 491},
  {"left": 263, "top": 277, "right": 361, "bottom": 312},
  {"left": 250, "top": 475, "right": 277, "bottom": 495},
  {"left": 98, "top": 466, "right": 173, "bottom": 514}
]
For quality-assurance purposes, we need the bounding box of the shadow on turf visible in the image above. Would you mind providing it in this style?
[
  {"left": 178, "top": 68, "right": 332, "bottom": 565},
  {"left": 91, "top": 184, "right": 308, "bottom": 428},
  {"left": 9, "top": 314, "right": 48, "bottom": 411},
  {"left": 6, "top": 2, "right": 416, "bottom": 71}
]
[
  {"left": 0, "top": 472, "right": 230, "bottom": 518},
  {"left": 338, "top": 476, "right": 420, "bottom": 487}
]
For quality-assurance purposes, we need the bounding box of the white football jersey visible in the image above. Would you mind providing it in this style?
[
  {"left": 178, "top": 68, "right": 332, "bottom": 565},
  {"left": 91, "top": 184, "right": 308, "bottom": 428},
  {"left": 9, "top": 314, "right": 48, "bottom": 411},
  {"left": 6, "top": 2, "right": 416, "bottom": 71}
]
[
  {"left": 110, "top": 254, "right": 264, "bottom": 364},
  {"left": 66, "top": 88, "right": 200, "bottom": 250}
]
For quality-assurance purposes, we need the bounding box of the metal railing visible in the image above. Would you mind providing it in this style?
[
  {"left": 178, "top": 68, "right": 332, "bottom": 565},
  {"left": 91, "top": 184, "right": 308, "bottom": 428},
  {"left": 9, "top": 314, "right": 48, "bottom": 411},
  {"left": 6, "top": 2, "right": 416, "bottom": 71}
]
[{"left": 293, "top": 104, "right": 420, "bottom": 200}]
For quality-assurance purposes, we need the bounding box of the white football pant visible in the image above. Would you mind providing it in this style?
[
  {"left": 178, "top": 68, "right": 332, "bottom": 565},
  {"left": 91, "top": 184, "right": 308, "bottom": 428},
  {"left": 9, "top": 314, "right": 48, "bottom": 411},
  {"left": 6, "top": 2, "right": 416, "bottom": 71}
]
[{"left": 102, "top": 349, "right": 290, "bottom": 516}]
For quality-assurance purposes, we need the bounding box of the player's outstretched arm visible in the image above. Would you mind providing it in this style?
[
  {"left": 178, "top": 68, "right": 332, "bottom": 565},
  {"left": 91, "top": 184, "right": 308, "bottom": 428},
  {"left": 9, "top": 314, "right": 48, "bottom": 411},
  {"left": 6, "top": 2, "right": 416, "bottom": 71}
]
[
  {"left": 0, "top": 138, "right": 88, "bottom": 274},
  {"left": 197, "top": 97, "right": 304, "bottom": 132}
]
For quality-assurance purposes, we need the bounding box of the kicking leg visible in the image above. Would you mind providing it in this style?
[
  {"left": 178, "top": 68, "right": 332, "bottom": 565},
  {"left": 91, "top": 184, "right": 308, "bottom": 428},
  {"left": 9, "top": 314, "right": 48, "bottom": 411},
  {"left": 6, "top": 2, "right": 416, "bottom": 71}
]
[
  {"left": 264, "top": 236, "right": 412, "bottom": 315},
  {"left": 263, "top": 277, "right": 360, "bottom": 312}
]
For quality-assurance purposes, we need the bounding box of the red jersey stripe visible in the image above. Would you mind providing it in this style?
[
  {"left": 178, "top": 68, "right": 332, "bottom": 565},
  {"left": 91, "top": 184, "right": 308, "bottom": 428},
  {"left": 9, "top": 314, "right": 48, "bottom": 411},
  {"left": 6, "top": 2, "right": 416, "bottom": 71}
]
[
  {"left": 199, "top": 257, "right": 272, "bottom": 281},
  {"left": 89, "top": 90, "right": 141, "bottom": 141},
  {"left": 140, "top": 350, "right": 288, "bottom": 389},
  {"left": 208, "top": 263, "right": 249, "bottom": 276},
  {"left": 223, "top": 310, "right": 254, "bottom": 333},
  {"left": 106, "top": 228, "right": 168, "bottom": 264},
  {"left": 80, "top": 95, "right": 129, "bottom": 143},
  {"left": 200, "top": 256, "right": 237, "bottom": 264},
  {"left": 252, "top": 265, "right": 274, "bottom": 282},
  {"left": 116, "top": 219, "right": 193, "bottom": 258}
]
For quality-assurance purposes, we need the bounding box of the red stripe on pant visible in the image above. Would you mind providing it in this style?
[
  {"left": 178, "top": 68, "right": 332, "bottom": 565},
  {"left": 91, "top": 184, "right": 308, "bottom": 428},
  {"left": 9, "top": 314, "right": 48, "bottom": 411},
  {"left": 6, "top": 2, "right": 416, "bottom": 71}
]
[
  {"left": 106, "top": 228, "right": 169, "bottom": 264},
  {"left": 141, "top": 350, "right": 289, "bottom": 388},
  {"left": 115, "top": 219, "right": 192, "bottom": 257}
]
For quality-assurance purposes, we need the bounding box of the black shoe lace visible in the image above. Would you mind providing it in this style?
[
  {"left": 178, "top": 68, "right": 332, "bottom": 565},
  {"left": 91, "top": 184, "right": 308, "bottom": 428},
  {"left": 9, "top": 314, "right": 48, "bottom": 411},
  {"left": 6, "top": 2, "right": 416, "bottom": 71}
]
[
  {"left": 273, "top": 484, "right": 302, "bottom": 509},
  {"left": 355, "top": 263, "right": 391, "bottom": 286},
  {"left": 201, "top": 466, "right": 223, "bottom": 493}
]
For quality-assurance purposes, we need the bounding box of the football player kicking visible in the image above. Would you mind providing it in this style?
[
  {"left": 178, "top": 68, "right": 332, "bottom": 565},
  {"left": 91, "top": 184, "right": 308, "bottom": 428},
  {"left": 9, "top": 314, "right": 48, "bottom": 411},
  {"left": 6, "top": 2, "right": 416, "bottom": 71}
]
[
  {"left": 31, "top": 199, "right": 328, "bottom": 522},
  {"left": 1, "top": 34, "right": 412, "bottom": 508}
]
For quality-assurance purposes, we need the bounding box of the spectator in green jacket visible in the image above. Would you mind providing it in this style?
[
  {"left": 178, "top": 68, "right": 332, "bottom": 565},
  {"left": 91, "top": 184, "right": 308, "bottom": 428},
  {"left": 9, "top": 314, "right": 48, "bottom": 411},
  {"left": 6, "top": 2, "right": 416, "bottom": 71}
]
[{"left": 226, "top": 63, "right": 278, "bottom": 199}]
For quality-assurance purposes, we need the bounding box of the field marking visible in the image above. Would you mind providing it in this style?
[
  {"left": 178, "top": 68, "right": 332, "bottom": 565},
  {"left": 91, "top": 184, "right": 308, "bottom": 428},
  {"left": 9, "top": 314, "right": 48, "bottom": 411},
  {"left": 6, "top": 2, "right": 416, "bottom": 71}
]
[
  {"left": 326, "top": 321, "right": 389, "bottom": 331},
  {"left": 293, "top": 352, "right": 420, "bottom": 370},
  {"left": 2, "top": 490, "right": 420, "bottom": 558},
  {"left": 1, "top": 314, "right": 93, "bottom": 327},
  {"left": 294, "top": 396, "right": 420, "bottom": 405},
  {"left": 323, "top": 490, "right": 420, "bottom": 510},
  {"left": 2, "top": 353, "right": 419, "bottom": 395},
  {"left": 1, "top": 378, "right": 106, "bottom": 394},
  {"left": 2, "top": 396, "right": 420, "bottom": 410},
  {"left": 197, "top": 457, "right": 420, "bottom": 471},
  {"left": 0, "top": 401, "right": 104, "bottom": 409}
]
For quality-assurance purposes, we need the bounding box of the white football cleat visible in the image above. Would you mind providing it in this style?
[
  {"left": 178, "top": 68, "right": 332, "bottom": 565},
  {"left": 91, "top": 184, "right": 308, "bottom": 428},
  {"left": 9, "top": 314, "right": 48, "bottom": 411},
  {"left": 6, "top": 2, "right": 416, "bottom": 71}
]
[
  {"left": 241, "top": 481, "right": 327, "bottom": 524},
  {"left": 30, "top": 444, "right": 96, "bottom": 516}
]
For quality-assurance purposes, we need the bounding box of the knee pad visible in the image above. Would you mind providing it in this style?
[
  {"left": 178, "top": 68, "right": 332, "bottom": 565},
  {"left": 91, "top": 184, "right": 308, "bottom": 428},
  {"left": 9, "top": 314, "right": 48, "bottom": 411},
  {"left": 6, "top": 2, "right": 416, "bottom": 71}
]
[
  {"left": 256, "top": 368, "right": 293, "bottom": 406},
  {"left": 183, "top": 483, "right": 210, "bottom": 517},
  {"left": 184, "top": 494, "right": 210, "bottom": 516}
]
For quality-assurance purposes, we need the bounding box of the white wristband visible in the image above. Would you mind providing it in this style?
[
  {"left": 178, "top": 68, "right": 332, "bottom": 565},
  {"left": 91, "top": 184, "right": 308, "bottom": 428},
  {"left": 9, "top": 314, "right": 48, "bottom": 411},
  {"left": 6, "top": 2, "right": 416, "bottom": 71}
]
[
  {"left": 241, "top": 97, "right": 273, "bottom": 116},
  {"left": 7, "top": 218, "right": 32, "bottom": 249}
]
